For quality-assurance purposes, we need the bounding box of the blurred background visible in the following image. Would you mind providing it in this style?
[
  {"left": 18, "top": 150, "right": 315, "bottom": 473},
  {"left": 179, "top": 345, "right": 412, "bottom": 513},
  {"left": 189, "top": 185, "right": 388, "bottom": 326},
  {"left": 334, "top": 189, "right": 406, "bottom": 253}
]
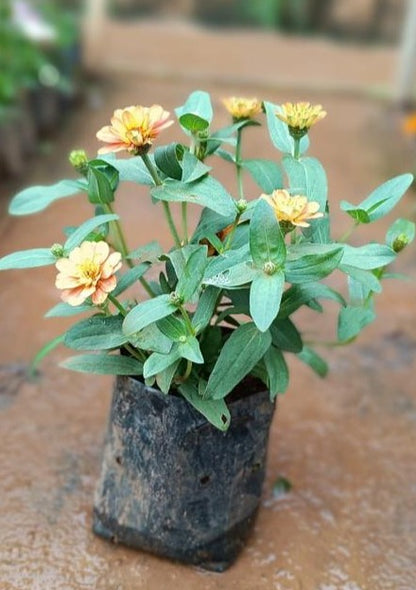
[{"left": 1, "top": 2, "right": 416, "bottom": 589}]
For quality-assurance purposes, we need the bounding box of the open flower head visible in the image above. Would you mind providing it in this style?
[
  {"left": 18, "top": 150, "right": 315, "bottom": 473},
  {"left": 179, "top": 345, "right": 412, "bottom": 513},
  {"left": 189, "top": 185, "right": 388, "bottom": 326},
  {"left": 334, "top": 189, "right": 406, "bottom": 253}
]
[
  {"left": 96, "top": 105, "right": 173, "bottom": 155},
  {"left": 55, "top": 241, "right": 122, "bottom": 306},
  {"left": 223, "top": 97, "right": 262, "bottom": 121},
  {"left": 277, "top": 102, "right": 326, "bottom": 138},
  {"left": 262, "top": 189, "right": 324, "bottom": 228}
]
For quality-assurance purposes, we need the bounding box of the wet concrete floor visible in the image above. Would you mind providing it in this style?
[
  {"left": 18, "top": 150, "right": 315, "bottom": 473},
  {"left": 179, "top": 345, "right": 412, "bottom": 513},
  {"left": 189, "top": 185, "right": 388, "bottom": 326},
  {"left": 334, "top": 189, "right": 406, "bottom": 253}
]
[{"left": 1, "top": 20, "right": 416, "bottom": 590}]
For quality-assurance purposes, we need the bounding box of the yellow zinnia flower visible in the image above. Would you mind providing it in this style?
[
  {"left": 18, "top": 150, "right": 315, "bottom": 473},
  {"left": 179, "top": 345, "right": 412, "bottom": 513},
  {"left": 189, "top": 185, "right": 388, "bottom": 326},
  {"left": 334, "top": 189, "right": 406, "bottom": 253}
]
[
  {"left": 55, "top": 241, "right": 122, "bottom": 306},
  {"left": 262, "top": 189, "right": 323, "bottom": 228},
  {"left": 96, "top": 105, "right": 173, "bottom": 156},
  {"left": 277, "top": 102, "right": 326, "bottom": 138},
  {"left": 222, "top": 97, "right": 262, "bottom": 121}
]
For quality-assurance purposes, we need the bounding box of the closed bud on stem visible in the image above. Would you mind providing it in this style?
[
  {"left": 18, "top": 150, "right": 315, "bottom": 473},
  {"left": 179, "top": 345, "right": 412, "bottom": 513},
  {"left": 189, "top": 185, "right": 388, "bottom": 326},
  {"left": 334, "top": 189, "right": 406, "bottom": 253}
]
[
  {"left": 50, "top": 243, "right": 64, "bottom": 258},
  {"left": 169, "top": 291, "right": 184, "bottom": 306},
  {"left": 236, "top": 199, "right": 248, "bottom": 213},
  {"left": 263, "top": 261, "right": 277, "bottom": 275},
  {"left": 69, "top": 149, "right": 89, "bottom": 175},
  {"left": 392, "top": 234, "right": 410, "bottom": 253}
]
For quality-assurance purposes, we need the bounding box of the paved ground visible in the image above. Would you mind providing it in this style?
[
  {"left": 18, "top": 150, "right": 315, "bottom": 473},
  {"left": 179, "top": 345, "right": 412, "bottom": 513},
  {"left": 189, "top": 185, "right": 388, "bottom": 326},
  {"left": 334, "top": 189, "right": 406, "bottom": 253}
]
[{"left": 1, "top": 20, "right": 416, "bottom": 590}]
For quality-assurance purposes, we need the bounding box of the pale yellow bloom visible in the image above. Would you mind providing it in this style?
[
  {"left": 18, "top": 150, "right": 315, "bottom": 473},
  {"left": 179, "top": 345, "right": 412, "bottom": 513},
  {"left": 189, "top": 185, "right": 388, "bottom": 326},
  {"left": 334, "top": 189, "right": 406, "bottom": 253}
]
[
  {"left": 222, "top": 97, "right": 262, "bottom": 120},
  {"left": 277, "top": 102, "right": 326, "bottom": 133},
  {"left": 55, "top": 241, "right": 122, "bottom": 306},
  {"left": 262, "top": 189, "right": 323, "bottom": 228},
  {"left": 96, "top": 105, "right": 173, "bottom": 155}
]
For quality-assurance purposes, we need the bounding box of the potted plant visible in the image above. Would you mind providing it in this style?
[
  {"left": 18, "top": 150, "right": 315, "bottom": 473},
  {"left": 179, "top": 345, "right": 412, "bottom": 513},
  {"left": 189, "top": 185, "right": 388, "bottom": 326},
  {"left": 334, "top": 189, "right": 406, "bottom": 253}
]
[{"left": 0, "top": 91, "right": 414, "bottom": 571}]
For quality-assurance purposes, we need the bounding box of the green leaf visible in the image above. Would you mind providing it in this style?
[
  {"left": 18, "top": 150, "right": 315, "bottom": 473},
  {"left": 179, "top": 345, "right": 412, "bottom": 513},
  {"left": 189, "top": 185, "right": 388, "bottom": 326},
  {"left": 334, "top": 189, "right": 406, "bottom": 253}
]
[
  {"left": 88, "top": 159, "right": 119, "bottom": 191},
  {"left": 175, "top": 90, "right": 213, "bottom": 134},
  {"left": 112, "top": 263, "right": 150, "bottom": 296},
  {"left": 157, "top": 314, "right": 187, "bottom": 340},
  {"left": 250, "top": 270, "right": 285, "bottom": 332},
  {"left": 61, "top": 353, "right": 143, "bottom": 375},
  {"left": 204, "top": 261, "right": 258, "bottom": 289},
  {"left": 204, "top": 244, "right": 249, "bottom": 279},
  {"left": 181, "top": 151, "right": 211, "bottom": 183},
  {"left": 264, "top": 346, "right": 289, "bottom": 398},
  {"left": 192, "top": 207, "right": 236, "bottom": 242},
  {"left": 386, "top": 218, "right": 415, "bottom": 250},
  {"left": 338, "top": 305, "right": 376, "bottom": 342},
  {"left": 264, "top": 101, "right": 309, "bottom": 155},
  {"left": 123, "top": 294, "right": 176, "bottom": 336},
  {"left": 64, "top": 315, "right": 127, "bottom": 350},
  {"left": 0, "top": 248, "right": 56, "bottom": 270},
  {"left": 298, "top": 346, "right": 328, "bottom": 377},
  {"left": 156, "top": 360, "right": 180, "bottom": 394},
  {"left": 241, "top": 159, "right": 283, "bottom": 193},
  {"left": 154, "top": 143, "right": 183, "bottom": 180},
  {"left": 340, "top": 266, "right": 382, "bottom": 301},
  {"left": 205, "top": 323, "right": 272, "bottom": 399},
  {"left": 143, "top": 347, "right": 182, "bottom": 378},
  {"left": 100, "top": 154, "right": 154, "bottom": 185},
  {"left": 128, "top": 322, "right": 172, "bottom": 354},
  {"left": 151, "top": 176, "right": 236, "bottom": 217},
  {"left": 341, "top": 244, "right": 396, "bottom": 270},
  {"left": 176, "top": 246, "right": 208, "bottom": 302},
  {"left": 178, "top": 337, "right": 204, "bottom": 364},
  {"left": 45, "top": 302, "right": 93, "bottom": 318},
  {"left": 280, "top": 283, "right": 345, "bottom": 318},
  {"left": 179, "top": 380, "right": 231, "bottom": 431},
  {"left": 341, "top": 174, "right": 414, "bottom": 223},
  {"left": 192, "top": 286, "right": 220, "bottom": 333},
  {"left": 8, "top": 179, "right": 87, "bottom": 216},
  {"left": 270, "top": 318, "right": 303, "bottom": 353},
  {"left": 285, "top": 247, "right": 343, "bottom": 283},
  {"left": 340, "top": 203, "right": 370, "bottom": 224},
  {"left": 87, "top": 166, "right": 115, "bottom": 204},
  {"left": 127, "top": 240, "right": 163, "bottom": 262},
  {"left": 250, "top": 199, "right": 286, "bottom": 268},
  {"left": 63, "top": 214, "right": 119, "bottom": 252}
]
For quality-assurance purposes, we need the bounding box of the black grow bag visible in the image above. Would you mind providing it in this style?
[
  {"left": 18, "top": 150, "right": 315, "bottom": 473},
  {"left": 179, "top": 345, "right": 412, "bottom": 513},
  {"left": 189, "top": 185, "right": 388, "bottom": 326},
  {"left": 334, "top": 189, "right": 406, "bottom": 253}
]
[{"left": 93, "top": 376, "right": 275, "bottom": 571}]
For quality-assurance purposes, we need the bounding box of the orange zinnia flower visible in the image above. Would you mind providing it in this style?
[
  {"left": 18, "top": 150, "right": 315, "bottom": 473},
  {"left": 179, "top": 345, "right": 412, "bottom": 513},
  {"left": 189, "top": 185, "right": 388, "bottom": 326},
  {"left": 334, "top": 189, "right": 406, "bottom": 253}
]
[
  {"left": 55, "top": 241, "right": 122, "bottom": 306},
  {"left": 222, "top": 97, "right": 262, "bottom": 120},
  {"left": 96, "top": 105, "right": 173, "bottom": 155},
  {"left": 262, "top": 189, "right": 323, "bottom": 228},
  {"left": 402, "top": 112, "right": 416, "bottom": 135}
]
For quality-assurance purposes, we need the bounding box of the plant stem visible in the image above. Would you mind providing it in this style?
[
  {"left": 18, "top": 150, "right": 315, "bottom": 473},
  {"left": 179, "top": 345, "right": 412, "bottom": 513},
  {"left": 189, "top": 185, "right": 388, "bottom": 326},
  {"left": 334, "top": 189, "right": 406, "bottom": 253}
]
[
  {"left": 124, "top": 342, "right": 147, "bottom": 363},
  {"left": 339, "top": 221, "right": 360, "bottom": 243},
  {"left": 236, "top": 127, "right": 244, "bottom": 200},
  {"left": 182, "top": 202, "right": 189, "bottom": 244},
  {"left": 141, "top": 153, "right": 182, "bottom": 248},
  {"left": 223, "top": 212, "right": 241, "bottom": 251},
  {"left": 107, "top": 293, "right": 127, "bottom": 316},
  {"left": 179, "top": 305, "right": 195, "bottom": 336},
  {"left": 293, "top": 138, "right": 301, "bottom": 159}
]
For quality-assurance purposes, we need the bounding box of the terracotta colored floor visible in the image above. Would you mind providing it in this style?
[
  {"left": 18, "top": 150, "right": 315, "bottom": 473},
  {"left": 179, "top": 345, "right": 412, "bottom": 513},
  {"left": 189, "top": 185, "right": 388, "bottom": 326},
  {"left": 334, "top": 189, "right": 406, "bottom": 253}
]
[{"left": 1, "top": 20, "right": 416, "bottom": 590}]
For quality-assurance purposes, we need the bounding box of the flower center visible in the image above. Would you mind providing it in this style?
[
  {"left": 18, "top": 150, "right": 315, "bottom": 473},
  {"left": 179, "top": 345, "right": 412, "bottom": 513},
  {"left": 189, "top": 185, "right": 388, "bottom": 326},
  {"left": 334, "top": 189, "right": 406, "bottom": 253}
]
[{"left": 78, "top": 259, "right": 101, "bottom": 285}]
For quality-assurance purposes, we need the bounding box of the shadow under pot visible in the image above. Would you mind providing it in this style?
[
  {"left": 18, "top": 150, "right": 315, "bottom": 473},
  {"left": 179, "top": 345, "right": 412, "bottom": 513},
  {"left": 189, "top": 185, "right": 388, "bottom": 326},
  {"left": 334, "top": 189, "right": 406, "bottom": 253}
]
[{"left": 93, "top": 375, "right": 276, "bottom": 572}]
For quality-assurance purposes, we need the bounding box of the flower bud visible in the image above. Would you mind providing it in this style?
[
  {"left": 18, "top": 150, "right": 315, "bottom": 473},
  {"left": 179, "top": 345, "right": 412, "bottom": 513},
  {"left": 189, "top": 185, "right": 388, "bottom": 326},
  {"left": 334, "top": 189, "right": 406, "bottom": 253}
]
[
  {"left": 236, "top": 199, "right": 248, "bottom": 214},
  {"left": 69, "top": 149, "right": 88, "bottom": 175},
  {"left": 263, "top": 261, "right": 277, "bottom": 275},
  {"left": 50, "top": 243, "right": 64, "bottom": 258},
  {"left": 169, "top": 291, "right": 184, "bottom": 306},
  {"left": 392, "top": 234, "right": 410, "bottom": 253}
]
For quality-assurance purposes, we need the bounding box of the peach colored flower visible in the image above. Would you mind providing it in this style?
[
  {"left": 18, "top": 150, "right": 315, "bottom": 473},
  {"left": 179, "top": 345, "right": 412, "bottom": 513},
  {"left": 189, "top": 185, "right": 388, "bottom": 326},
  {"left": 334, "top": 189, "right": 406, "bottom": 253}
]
[
  {"left": 55, "top": 241, "right": 122, "bottom": 306},
  {"left": 262, "top": 189, "right": 323, "bottom": 228},
  {"left": 277, "top": 102, "right": 326, "bottom": 133},
  {"left": 96, "top": 105, "right": 173, "bottom": 155},
  {"left": 222, "top": 97, "right": 262, "bottom": 120}
]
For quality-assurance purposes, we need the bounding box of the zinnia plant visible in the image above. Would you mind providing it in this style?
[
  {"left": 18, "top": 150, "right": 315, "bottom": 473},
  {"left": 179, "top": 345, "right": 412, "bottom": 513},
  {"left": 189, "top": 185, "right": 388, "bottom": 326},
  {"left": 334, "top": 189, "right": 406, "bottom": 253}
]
[{"left": 0, "top": 91, "right": 414, "bottom": 430}]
